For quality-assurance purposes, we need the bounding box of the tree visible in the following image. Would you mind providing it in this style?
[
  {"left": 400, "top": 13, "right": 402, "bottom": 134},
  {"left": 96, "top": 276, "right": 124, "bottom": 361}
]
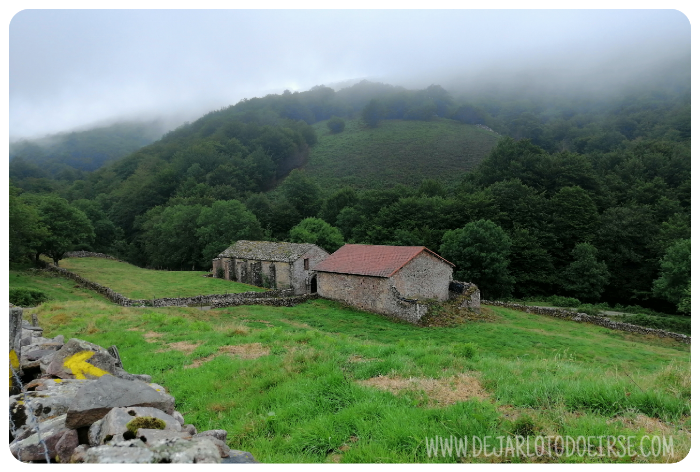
[
  {"left": 440, "top": 219, "right": 514, "bottom": 299},
  {"left": 560, "top": 243, "right": 610, "bottom": 301},
  {"left": 652, "top": 239, "right": 691, "bottom": 311},
  {"left": 136, "top": 204, "right": 204, "bottom": 270},
  {"left": 326, "top": 116, "right": 346, "bottom": 134},
  {"left": 361, "top": 99, "right": 384, "bottom": 128},
  {"left": 196, "top": 200, "right": 264, "bottom": 267},
  {"left": 9, "top": 186, "right": 48, "bottom": 262},
  {"left": 289, "top": 218, "right": 345, "bottom": 253},
  {"left": 279, "top": 169, "right": 322, "bottom": 218},
  {"left": 31, "top": 195, "right": 95, "bottom": 265}
]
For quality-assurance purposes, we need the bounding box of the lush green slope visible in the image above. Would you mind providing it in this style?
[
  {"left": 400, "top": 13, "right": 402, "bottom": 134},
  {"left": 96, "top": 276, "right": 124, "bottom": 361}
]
[
  {"left": 58, "top": 257, "right": 265, "bottom": 299},
  {"left": 31, "top": 293, "right": 689, "bottom": 463},
  {"left": 305, "top": 118, "right": 499, "bottom": 192}
]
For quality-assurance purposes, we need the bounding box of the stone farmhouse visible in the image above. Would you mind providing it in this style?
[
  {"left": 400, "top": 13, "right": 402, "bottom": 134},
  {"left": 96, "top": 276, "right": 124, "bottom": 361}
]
[
  {"left": 313, "top": 244, "right": 455, "bottom": 322},
  {"left": 212, "top": 241, "right": 329, "bottom": 294}
]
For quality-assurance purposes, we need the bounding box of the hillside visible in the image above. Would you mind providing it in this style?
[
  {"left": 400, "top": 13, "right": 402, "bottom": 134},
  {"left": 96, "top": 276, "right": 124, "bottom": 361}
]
[
  {"left": 9, "top": 120, "right": 168, "bottom": 176},
  {"left": 305, "top": 118, "right": 499, "bottom": 191},
  {"left": 11, "top": 260, "right": 689, "bottom": 463}
]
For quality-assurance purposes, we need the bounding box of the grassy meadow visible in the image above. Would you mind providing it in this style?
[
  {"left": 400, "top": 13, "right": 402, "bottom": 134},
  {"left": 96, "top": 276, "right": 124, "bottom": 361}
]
[
  {"left": 57, "top": 257, "right": 265, "bottom": 299},
  {"left": 304, "top": 118, "right": 499, "bottom": 192},
  {"left": 13, "top": 259, "right": 690, "bottom": 463}
]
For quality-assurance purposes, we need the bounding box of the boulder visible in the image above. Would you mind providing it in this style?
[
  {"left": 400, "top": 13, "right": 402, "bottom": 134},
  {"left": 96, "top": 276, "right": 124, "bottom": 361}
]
[
  {"left": 172, "top": 410, "right": 185, "bottom": 426},
  {"left": 55, "top": 428, "right": 79, "bottom": 463},
  {"left": 85, "top": 439, "right": 155, "bottom": 463},
  {"left": 70, "top": 444, "right": 90, "bottom": 463},
  {"left": 46, "top": 338, "right": 119, "bottom": 380},
  {"left": 135, "top": 429, "right": 193, "bottom": 446},
  {"left": 9, "top": 414, "right": 70, "bottom": 462},
  {"left": 202, "top": 437, "right": 231, "bottom": 458},
  {"left": 66, "top": 375, "right": 176, "bottom": 429},
  {"left": 88, "top": 406, "right": 182, "bottom": 446},
  {"left": 10, "top": 379, "right": 92, "bottom": 431},
  {"left": 85, "top": 437, "right": 222, "bottom": 463},
  {"left": 222, "top": 449, "right": 259, "bottom": 463},
  {"left": 193, "top": 429, "right": 227, "bottom": 442},
  {"left": 183, "top": 424, "right": 197, "bottom": 435},
  {"left": 149, "top": 437, "right": 222, "bottom": 463}
]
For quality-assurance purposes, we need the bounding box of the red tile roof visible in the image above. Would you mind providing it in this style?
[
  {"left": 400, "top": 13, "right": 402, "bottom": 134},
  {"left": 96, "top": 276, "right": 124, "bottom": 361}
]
[{"left": 312, "top": 244, "right": 454, "bottom": 278}]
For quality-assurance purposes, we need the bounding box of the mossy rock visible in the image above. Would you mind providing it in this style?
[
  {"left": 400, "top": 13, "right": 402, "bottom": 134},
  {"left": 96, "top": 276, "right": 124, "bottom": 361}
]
[{"left": 126, "top": 416, "right": 166, "bottom": 435}]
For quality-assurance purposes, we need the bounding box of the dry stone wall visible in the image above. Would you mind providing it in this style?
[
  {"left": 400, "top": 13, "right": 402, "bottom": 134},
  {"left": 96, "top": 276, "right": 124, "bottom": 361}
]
[
  {"left": 43, "top": 263, "right": 306, "bottom": 309},
  {"left": 63, "top": 251, "right": 123, "bottom": 261},
  {"left": 484, "top": 300, "right": 690, "bottom": 344},
  {"left": 9, "top": 307, "right": 258, "bottom": 463}
]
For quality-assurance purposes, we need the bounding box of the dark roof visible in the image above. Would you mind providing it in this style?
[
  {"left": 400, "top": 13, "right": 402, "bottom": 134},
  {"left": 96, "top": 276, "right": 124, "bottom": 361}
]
[
  {"left": 217, "top": 240, "right": 325, "bottom": 263},
  {"left": 313, "top": 244, "right": 454, "bottom": 278}
]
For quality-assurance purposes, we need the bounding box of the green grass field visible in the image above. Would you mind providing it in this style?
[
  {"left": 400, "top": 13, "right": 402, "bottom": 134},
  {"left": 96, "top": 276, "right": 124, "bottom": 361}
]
[
  {"left": 57, "top": 257, "right": 265, "bottom": 299},
  {"left": 304, "top": 118, "right": 499, "bottom": 193},
  {"left": 15, "top": 258, "right": 689, "bottom": 463}
]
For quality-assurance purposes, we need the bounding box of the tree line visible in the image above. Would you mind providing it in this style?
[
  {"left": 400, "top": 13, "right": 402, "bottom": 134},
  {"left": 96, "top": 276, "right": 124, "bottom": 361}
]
[{"left": 8, "top": 79, "right": 690, "bottom": 314}]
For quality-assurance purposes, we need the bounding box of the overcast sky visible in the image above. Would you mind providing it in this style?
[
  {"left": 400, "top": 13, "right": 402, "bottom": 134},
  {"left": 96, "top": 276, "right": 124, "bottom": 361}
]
[{"left": 7, "top": 8, "right": 691, "bottom": 140}]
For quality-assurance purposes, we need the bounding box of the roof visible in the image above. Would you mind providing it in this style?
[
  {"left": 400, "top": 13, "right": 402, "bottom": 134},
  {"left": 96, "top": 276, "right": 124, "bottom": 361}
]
[
  {"left": 313, "top": 244, "right": 454, "bottom": 278},
  {"left": 217, "top": 240, "right": 325, "bottom": 263}
]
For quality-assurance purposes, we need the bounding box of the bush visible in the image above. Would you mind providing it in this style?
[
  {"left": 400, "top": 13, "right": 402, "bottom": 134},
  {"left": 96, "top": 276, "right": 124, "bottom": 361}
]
[
  {"left": 545, "top": 295, "right": 581, "bottom": 308},
  {"left": 9, "top": 288, "right": 50, "bottom": 306},
  {"left": 451, "top": 342, "right": 477, "bottom": 359},
  {"left": 576, "top": 303, "right": 601, "bottom": 316},
  {"left": 326, "top": 116, "right": 346, "bottom": 134}
]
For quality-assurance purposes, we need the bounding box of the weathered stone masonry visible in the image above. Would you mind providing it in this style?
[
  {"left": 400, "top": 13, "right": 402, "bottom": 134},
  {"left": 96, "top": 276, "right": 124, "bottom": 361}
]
[{"left": 43, "top": 264, "right": 313, "bottom": 309}]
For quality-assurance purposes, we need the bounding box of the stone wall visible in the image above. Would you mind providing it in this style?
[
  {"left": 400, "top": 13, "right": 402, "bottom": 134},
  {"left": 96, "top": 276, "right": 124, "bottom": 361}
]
[
  {"left": 391, "top": 252, "right": 453, "bottom": 302},
  {"left": 64, "top": 251, "right": 122, "bottom": 261},
  {"left": 43, "top": 264, "right": 305, "bottom": 309},
  {"left": 9, "top": 308, "right": 258, "bottom": 463},
  {"left": 484, "top": 300, "right": 690, "bottom": 344}
]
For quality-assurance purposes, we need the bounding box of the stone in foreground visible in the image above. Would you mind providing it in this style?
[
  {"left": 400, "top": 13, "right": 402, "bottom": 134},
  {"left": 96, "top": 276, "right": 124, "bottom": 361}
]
[{"left": 66, "top": 375, "right": 175, "bottom": 429}]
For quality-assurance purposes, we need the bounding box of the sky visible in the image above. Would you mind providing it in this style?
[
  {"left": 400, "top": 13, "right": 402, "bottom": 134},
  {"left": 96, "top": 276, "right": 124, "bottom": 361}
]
[{"left": 6, "top": 6, "right": 692, "bottom": 140}]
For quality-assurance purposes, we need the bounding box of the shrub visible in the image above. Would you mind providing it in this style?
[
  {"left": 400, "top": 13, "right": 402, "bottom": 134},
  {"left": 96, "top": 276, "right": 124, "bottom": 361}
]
[
  {"left": 545, "top": 295, "right": 581, "bottom": 308},
  {"left": 327, "top": 116, "right": 346, "bottom": 133},
  {"left": 9, "top": 288, "right": 50, "bottom": 306},
  {"left": 451, "top": 342, "right": 477, "bottom": 359},
  {"left": 576, "top": 303, "right": 601, "bottom": 316}
]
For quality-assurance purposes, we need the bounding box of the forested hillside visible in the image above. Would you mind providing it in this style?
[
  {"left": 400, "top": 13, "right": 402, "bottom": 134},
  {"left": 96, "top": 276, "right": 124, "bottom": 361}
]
[
  {"left": 9, "top": 120, "right": 169, "bottom": 181},
  {"left": 9, "top": 78, "right": 691, "bottom": 316}
]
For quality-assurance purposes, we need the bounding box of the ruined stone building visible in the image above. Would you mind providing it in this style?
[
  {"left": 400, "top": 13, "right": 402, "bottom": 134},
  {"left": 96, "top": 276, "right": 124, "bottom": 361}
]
[
  {"left": 313, "top": 244, "right": 455, "bottom": 321},
  {"left": 213, "top": 241, "right": 329, "bottom": 294}
]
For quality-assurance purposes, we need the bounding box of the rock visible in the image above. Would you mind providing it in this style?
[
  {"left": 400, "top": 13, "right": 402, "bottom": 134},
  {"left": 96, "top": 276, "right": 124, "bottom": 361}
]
[
  {"left": 10, "top": 379, "right": 92, "bottom": 429},
  {"left": 46, "top": 338, "right": 120, "bottom": 380},
  {"left": 135, "top": 429, "right": 193, "bottom": 445},
  {"left": 55, "top": 428, "right": 79, "bottom": 463},
  {"left": 172, "top": 410, "right": 185, "bottom": 426},
  {"left": 24, "top": 349, "right": 59, "bottom": 361},
  {"left": 183, "top": 424, "right": 197, "bottom": 435},
  {"left": 88, "top": 406, "right": 182, "bottom": 446},
  {"left": 66, "top": 375, "right": 176, "bottom": 429},
  {"left": 21, "top": 341, "right": 63, "bottom": 370},
  {"left": 149, "top": 437, "right": 222, "bottom": 463},
  {"left": 85, "top": 439, "right": 155, "bottom": 463},
  {"left": 112, "top": 368, "right": 152, "bottom": 384},
  {"left": 85, "top": 437, "right": 222, "bottom": 463},
  {"left": 70, "top": 444, "right": 90, "bottom": 463},
  {"left": 202, "top": 437, "right": 230, "bottom": 458},
  {"left": 9, "top": 414, "right": 69, "bottom": 461},
  {"left": 193, "top": 429, "right": 227, "bottom": 442},
  {"left": 222, "top": 449, "right": 259, "bottom": 463}
]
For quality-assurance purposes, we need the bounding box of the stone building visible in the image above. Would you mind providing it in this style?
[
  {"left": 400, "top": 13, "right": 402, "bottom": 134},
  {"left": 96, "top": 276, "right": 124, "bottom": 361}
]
[
  {"left": 313, "top": 244, "right": 455, "bottom": 322},
  {"left": 212, "top": 241, "right": 329, "bottom": 294}
]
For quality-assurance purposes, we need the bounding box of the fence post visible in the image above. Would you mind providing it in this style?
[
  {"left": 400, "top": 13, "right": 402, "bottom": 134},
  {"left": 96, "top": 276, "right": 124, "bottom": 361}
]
[{"left": 9, "top": 307, "right": 23, "bottom": 395}]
